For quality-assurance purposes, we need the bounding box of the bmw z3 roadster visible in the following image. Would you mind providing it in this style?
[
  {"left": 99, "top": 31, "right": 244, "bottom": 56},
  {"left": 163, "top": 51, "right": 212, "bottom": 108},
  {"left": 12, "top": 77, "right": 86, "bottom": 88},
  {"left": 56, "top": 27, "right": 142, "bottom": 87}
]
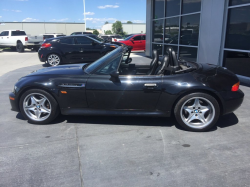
[{"left": 9, "top": 46, "right": 244, "bottom": 132}]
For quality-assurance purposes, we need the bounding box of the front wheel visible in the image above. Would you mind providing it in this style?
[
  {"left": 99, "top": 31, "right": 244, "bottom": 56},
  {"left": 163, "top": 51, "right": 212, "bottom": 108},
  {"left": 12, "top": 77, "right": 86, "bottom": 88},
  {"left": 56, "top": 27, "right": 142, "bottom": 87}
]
[
  {"left": 19, "top": 89, "right": 59, "bottom": 124},
  {"left": 174, "top": 93, "right": 220, "bottom": 132},
  {"left": 47, "top": 54, "right": 61, "bottom": 66}
]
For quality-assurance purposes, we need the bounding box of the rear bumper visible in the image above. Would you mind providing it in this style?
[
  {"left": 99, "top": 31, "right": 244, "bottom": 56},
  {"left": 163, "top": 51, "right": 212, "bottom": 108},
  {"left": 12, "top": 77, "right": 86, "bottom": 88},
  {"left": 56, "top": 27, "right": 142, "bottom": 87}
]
[
  {"left": 9, "top": 92, "right": 19, "bottom": 112},
  {"left": 222, "top": 89, "right": 244, "bottom": 115}
]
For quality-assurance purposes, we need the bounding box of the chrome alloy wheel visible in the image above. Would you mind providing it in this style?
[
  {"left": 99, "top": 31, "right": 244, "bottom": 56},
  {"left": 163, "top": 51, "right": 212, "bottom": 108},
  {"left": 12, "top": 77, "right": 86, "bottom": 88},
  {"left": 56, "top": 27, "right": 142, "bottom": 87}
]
[
  {"left": 47, "top": 54, "right": 60, "bottom": 66},
  {"left": 23, "top": 93, "right": 51, "bottom": 121},
  {"left": 180, "top": 97, "right": 215, "bottom": 129}
]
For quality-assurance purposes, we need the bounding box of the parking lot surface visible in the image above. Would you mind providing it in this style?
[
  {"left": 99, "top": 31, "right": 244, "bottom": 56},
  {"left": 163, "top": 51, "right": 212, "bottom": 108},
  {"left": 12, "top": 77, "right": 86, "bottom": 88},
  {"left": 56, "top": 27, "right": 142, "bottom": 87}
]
[{"left": 0, "top": 50, "right": 250, "bottom": 187}]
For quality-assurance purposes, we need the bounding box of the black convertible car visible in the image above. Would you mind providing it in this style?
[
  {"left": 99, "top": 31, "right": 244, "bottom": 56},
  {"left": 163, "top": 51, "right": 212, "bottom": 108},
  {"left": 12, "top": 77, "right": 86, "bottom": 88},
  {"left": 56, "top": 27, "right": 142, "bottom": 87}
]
[{"left": 9, "top": 46, "right": 244, "bottom": 131}]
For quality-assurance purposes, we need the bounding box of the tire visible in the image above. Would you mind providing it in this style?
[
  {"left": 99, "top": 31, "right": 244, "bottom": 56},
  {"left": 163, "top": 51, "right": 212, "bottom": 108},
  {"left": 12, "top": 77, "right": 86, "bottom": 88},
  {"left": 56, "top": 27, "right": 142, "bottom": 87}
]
[
  {"left": 174, "top": 92, "right": 220, "bottom": 132},
  {"left": 47, "top": 53, "right": 61, "bottom": 66},
  {"left": 19, "top": 89, "right": 59, "bottom": 124},
  {"left": 16, "top": 42, "right": 24, "bottom": 53}
]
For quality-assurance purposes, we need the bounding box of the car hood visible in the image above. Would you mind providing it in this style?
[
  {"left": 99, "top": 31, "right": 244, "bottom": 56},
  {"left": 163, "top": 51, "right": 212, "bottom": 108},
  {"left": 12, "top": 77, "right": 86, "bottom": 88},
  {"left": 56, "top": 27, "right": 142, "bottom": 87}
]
[{"left": 25, "top": 64, "right": 88, "bottom": 77}]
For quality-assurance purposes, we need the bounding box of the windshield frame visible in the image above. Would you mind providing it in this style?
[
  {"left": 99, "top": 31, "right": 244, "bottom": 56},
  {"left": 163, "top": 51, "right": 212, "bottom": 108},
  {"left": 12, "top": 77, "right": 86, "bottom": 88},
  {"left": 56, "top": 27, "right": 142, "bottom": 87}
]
[
  {"left": 84, "top": 46, "right": 124, "bottom": 74},
  {"left": 123, "top": 35, "right": 134, "bottom": 41}
]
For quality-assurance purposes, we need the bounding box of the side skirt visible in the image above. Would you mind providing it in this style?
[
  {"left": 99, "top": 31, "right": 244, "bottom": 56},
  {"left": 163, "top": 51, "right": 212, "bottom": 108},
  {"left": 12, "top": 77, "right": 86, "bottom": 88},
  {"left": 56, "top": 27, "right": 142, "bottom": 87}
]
[{"left": 61, "top": 108, "right": 171, "bottom": 117}]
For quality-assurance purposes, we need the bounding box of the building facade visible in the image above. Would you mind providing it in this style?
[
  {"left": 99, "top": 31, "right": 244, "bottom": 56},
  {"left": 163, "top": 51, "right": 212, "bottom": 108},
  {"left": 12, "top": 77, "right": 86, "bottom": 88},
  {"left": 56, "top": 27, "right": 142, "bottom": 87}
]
[
  {"left": 0, "top": 22, "right": 85, "bottom": 36},
  {"left": 146, "top": 0, "right": 250, "bottom": 84},
  {"left": 102, "top": 23, "right": 146, "bottom": 35}
]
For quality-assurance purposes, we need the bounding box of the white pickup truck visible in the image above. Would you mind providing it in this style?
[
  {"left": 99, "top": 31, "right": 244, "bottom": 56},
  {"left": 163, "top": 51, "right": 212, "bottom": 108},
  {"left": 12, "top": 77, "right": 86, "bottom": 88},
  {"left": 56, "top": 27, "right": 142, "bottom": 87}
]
[{"left": 0, "top": 30, "right": 43, "bottom": 52}]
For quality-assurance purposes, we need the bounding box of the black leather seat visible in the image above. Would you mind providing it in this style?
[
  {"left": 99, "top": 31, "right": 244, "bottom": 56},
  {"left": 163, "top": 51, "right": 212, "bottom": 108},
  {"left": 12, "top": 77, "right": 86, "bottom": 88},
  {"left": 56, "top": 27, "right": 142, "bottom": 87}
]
[
  {"left": 155, "top": 55, "right": 169, "bottom": 75},
  {"left": 147, "top": 50, "right": 159, "bottom": 75}
]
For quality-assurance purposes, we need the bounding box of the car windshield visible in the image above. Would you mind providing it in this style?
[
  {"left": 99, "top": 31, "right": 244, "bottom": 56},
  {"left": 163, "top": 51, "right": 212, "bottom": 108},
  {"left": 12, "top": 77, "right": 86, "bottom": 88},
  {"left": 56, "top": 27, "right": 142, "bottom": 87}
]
[
  {"left": 85, "top": 47, "right": 123, "bottom": 74},
  {"left": 90, "top": 35, "right": 104, "bottom": 42},
  {"left": 123, "top": 35, "right": 134, "bottom": 41}
]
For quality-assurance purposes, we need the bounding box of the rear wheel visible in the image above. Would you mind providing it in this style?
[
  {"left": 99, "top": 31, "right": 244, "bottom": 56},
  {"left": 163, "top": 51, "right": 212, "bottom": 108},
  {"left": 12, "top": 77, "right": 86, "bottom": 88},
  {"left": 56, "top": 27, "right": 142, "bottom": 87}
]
[
  {"left": 16, "top": 42, "right": 24, "bottom": 53},
  {"left": 19, "top": 89, "right": 59, "bottom": 124},
  {"left": 47, "top": 54, "right": 61, "bottom": 66},
  {"left": 174, "top": 93, "right": 220, "bottom": 132}
]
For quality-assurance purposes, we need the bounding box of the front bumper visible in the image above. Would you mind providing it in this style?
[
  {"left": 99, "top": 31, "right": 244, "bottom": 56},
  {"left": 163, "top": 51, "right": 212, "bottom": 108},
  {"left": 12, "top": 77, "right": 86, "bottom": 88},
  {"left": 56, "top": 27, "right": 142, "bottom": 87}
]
[
  {"left": 9, "top": 92, "right": 19, "bottom": 112},
  {"left": 222, "top": 89, "right": 244, "bottom": 115},
  {"left": 38, "top": 51, "right": 46, "bottom": 62}
]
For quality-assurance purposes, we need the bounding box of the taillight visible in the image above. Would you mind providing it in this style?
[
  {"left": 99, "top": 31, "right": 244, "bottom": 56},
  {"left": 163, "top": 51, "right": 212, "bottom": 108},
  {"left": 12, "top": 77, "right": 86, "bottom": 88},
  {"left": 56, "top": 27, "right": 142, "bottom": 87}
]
[
  {"left": 231, "top": 81, "right": 240, "bottom": 92},
  {"left": 41, "top": 43, "right": 51, "bottom": 48},
  {"left": 114, "top": 39, "right": 117, "bottom": 42},
  {"left": 25, "top": 37, "right": 28, "bottom": 41}
]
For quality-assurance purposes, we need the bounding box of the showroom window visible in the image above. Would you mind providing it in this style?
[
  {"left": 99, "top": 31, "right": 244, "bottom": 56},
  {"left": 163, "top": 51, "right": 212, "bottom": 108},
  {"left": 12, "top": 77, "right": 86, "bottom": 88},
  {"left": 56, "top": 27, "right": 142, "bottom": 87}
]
[
  {"left": 152, "top": 0, "right": 201, "bottom": 62},
  {"left": 223, "top": 1, "right": 250, "bottom": 77}
]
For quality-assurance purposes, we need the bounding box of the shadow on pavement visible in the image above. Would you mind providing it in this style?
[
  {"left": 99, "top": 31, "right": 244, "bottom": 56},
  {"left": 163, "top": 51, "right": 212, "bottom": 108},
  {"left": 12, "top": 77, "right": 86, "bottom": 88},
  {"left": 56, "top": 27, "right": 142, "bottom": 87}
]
[
  {"left": 0, "top": 49, "right": 37, "bottom": 53},
  {"left": 16, "top": 112, "right": 239, "bottom": 130}
]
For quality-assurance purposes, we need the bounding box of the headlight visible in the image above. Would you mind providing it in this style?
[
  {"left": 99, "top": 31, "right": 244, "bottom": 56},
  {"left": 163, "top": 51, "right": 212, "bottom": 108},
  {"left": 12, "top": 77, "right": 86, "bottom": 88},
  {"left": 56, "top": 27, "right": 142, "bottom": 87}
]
[{"left": 13, "top": 85, "right": 20, "bottom": 93}]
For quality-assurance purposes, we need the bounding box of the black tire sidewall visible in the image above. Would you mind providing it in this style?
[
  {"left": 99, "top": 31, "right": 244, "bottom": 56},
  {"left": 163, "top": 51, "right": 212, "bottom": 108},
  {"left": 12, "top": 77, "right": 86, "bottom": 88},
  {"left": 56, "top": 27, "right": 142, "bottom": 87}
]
[
  {"left": 16, "top": 42, "right": 24, "bottom": 53},
  {"left": 19, "top": 89, "right": 59, "bottom": 124},
  {"left": 174, "top": 92, "right": 220, "bottom": 132}
]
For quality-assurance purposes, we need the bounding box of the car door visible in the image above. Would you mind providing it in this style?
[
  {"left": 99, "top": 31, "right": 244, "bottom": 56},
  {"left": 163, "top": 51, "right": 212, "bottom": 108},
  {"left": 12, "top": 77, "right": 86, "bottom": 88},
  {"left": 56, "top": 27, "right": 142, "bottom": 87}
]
[
  {"left": 85, "top": 55, "right": 162, "bottom": 110},
  {"left": 131, "top": 35, "right": 143, "bottom": 50},
  {"left": 75, "top": 36, "right": 102, "bottom": 62},
  {"left": 141, "top": 35, "right": 146, "bottom": 50},
  {"left": 59, "top": 37, "right": 80, "bottom": 63},
  {"left": 0, "top": 31, "right": 9, "bottom": 45}
]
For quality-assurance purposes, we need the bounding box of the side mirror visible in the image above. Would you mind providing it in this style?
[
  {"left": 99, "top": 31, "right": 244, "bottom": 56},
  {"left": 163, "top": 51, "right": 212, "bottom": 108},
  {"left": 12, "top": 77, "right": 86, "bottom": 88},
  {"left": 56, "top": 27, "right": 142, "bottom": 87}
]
[{"left": 110, "top": 70, "right": 119, "bottom": 78}]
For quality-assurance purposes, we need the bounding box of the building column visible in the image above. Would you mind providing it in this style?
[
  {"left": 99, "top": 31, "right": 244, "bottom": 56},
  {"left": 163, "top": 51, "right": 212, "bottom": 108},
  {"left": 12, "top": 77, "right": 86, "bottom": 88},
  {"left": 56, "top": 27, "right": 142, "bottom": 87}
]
[
  {"left": 145, "top": 0, "right": 153, "bottom": 57},
  {"left": 197, "top": 0, "right": 227, "bottom": 65}
]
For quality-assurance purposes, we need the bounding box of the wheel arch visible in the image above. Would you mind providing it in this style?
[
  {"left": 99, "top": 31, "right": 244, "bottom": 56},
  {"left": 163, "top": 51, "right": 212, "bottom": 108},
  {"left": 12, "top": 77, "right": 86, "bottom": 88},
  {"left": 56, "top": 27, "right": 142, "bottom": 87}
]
[
  {"left": 16, "top": 40, "right": 22, "bottom": 44},
  {"left": 172, "top": 89, "right": 224, "bottom": 115},
  {"left": 45, "top": 52, "right": 63, "bottom": 64},
  {"left": 16, "top": 86, "right": 61, "bottom": 112}
]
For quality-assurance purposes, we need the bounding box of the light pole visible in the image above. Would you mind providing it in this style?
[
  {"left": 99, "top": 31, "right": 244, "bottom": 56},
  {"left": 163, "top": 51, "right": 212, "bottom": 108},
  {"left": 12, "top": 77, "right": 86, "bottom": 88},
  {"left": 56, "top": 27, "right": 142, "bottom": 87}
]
[{"left": 83, "top": 0, "right": 86, "bottom": 31}]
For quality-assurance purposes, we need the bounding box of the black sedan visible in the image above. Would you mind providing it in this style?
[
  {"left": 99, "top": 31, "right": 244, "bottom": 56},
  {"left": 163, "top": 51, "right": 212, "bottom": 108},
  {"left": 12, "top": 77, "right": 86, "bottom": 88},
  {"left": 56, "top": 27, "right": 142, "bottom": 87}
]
[
  {"left": 38, "top": 35, "right": 117, "bottom": 66},
  {"left": 10, "top": 46, "right": 244, "bottom": 132}
]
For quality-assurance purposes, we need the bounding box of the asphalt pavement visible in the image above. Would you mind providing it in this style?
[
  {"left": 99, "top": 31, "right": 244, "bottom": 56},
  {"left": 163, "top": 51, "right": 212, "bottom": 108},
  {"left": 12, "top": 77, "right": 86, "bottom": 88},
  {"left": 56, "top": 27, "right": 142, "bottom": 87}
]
[{"left": 0, "top": 50, "right": 250, "bottom": 187}]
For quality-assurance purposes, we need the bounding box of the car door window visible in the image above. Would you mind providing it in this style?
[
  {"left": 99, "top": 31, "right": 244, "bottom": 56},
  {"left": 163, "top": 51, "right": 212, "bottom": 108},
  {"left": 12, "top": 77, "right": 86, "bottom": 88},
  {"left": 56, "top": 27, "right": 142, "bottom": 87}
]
[
  {"left": 60, "top": 37, "right": 75, "bottom": 44},
  {"left": 133, "top": 36, "right": 141, "bottom": 41},
  {"left": 75, "top": 37, "right": 93, "bottom": 45},
  {"left": 95, "top": 55, "right": 122, "bottom": 75},
  {"left": 1, "top": 31, "right": 9, "bottom": 36},
  {"left": 141, "top": 35, "right": 146, "bottom": 40},
  {"left": 44, "top": 35, "right": 54, "bottom": 39}
]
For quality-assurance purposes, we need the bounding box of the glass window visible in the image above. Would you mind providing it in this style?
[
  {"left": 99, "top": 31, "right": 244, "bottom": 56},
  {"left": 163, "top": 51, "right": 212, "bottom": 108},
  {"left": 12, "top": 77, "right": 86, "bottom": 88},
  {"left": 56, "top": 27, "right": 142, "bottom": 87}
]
[
  {"left": 11, "top": 31, "right": 26, "bottom": 36},
  {"left": 180, "top": 14, "right": 200, "bottom": 46},
  {"left": 153, "top": 44, "right": 163, "bottom": 56},
  {"left": 0, "top": 31, "right": 9, "bottom": 36},
  {"left": 133, "top": 36, "right": 141, "bottom": 41},
  {"left": 44, "top": 35, "right": 54, "bottom": 39},
  {"left": 56, "top": 35, "right": 66, "bottom": 37},
  {"left": 60, "top": 37, "right": 74, "bottom": 44},
  {"left": 95, "top": 55, "right": 122, "bottom": 75},
  {"left": 75, "top": 36, "right": 92, "bottom": 45},
  {"left": 153, "top": 19, "right": 164, "bottom": 42},
  {"left": 165, "top": 17, "right": 179, "bottom": 44},
  {"left": 141, "top": 35, "right": 146, "bottom": 40},
  {"left": 153, "top": 0, "right": 165, "bottom": 19},
  {"left": 225, "top": 6, "right": 250, "bottom": 50},
  {"left": 164, "top": 45, "right": 178, "bottom": 56},
  {"left": 229, "top": 0, "right": 250, "bottom": 6},
  {"left": 182, "top": 0, "right": 201, "bottom": 14},
  {"left": 224, "top": 51, "right": 250, "bottom": 77},
  {"left": 166, "top": 0, "right": 181, "bottom": 17},
  {"left": 179, "top": 47, "right": 198, "bottom": 62}
]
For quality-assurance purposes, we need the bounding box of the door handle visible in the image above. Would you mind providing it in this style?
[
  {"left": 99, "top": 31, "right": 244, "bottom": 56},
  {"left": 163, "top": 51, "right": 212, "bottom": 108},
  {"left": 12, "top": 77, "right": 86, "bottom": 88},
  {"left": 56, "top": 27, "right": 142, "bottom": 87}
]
[
  {"left": 79, "top": 48, "right": 84, "bottom": 52},
  {"left": 144, "top": 83, "right": 157, "bottom": 87}
]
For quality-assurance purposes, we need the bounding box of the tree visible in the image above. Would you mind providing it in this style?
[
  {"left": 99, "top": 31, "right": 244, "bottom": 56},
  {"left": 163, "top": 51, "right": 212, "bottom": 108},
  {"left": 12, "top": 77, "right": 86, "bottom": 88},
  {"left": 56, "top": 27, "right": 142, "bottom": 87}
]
[
  {"left": 86, "top": 27, "right": 91, "bottom": 30},
  {"left": 105, "top": 30, "right": 112, "bottom": 35},
  {"left": 127, "top": 21, "right": 133, "bottom": 24},
  {"left": 93, "top": 29, "right": 99, "bottom": 35},
  {"left": 105, "top": 21, "right": 109, "bottom": 24},
  {"left": 112, "top": 21, "right": 123, "bottom": 35}
]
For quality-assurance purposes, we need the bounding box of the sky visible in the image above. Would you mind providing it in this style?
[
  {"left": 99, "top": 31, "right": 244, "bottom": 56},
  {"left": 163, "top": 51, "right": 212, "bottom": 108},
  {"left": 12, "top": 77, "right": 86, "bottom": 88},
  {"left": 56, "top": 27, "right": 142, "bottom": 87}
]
[{"left": 0, "top": 0, "right": 146, "bottom": 29}]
